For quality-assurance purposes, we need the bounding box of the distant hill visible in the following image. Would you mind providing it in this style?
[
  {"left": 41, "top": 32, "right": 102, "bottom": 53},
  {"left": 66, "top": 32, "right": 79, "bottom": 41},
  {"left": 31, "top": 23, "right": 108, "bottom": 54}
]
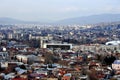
[
  {"left": 55, "top": 14, "right": 120, "bottom": 25},
  {"left": 1, "top": 14, "right": 120, "bottom": 25},
  {"left": 0, "top": 17, "right": 45, "bottom": 24},
  {"left": 0, "top": 17, "right": 23, "bottom": 24}
]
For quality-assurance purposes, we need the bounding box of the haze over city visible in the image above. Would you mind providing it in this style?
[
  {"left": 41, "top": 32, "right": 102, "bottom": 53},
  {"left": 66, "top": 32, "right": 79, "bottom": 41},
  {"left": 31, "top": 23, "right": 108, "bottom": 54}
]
[{"left": 0, "top": 0, "right": 120, "bottom": 22}]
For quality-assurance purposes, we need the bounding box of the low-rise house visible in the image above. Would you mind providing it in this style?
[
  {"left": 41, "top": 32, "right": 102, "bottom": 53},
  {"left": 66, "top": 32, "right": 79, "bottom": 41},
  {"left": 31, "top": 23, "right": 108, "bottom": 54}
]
[{"left": 15, "top": 54, "right": 40, "bottom": 64}]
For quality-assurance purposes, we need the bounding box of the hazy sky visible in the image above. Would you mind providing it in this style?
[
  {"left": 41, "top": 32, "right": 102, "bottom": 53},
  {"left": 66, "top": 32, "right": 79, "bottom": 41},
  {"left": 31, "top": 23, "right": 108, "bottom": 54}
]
[{"left": 0, "top": 0, "right": 120, "bottom": 22}]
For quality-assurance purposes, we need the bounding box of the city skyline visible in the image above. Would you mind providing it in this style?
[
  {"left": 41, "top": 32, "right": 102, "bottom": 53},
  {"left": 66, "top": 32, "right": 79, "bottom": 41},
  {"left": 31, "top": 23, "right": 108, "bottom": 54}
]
[{"left": 0, "top": 0, "right": 120, "bottom": 22}]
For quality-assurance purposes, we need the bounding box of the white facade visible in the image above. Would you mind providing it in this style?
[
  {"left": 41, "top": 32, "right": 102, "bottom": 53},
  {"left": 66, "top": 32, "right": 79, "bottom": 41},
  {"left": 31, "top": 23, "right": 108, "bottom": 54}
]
[
  {"left": 42, "top": 43, "right": 72, "bottom": 50},
  {"left": 0, "top": 62, "right": 8, "bottom": 68},
  {"left": 106, "top": 41, "right": 120, "bottom": 45},
  {"left": 16, "top": 55, "right": 39, "bottom": 64}
]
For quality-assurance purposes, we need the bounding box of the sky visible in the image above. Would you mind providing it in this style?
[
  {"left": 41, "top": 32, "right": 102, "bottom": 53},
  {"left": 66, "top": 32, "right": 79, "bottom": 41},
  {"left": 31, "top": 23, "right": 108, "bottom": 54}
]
[{"left": 0, "top": 0, "right": 120, "bottom": 22}]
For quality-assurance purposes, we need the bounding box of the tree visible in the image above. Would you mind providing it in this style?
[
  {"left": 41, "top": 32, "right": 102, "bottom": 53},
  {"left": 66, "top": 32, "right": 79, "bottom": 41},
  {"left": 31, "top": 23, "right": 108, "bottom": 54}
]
[{"left": 103, "top": 55, "right": 116, "bottom": 65}]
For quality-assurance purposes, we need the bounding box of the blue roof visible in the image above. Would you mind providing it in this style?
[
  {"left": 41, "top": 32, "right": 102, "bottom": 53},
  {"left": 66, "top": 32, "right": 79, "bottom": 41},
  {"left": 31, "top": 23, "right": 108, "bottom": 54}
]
[{"left": 113, "top": 60, "right": 120, "bottom": 64}]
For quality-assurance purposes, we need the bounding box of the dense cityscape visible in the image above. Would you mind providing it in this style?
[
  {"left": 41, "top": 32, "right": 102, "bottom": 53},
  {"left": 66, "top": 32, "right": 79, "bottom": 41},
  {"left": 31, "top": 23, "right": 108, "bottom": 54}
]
[
  {"left": 1, "top": 0, "right": 120, "bottom": 80},
  {"left": 0, "top": 22, "right": 120, "bottom": 80}
]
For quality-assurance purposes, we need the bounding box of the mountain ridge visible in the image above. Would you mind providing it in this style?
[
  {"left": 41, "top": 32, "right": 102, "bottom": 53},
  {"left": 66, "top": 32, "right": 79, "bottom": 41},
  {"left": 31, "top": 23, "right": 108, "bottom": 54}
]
[
  {"left": 55, "top": 14, "right": 120, "bottom": 25},
  {"left": 0, "top": 14, "right": 120, "bottom": 25},
  {"left": 0, "top": 17, "right": 46, "bottom": 24}
]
